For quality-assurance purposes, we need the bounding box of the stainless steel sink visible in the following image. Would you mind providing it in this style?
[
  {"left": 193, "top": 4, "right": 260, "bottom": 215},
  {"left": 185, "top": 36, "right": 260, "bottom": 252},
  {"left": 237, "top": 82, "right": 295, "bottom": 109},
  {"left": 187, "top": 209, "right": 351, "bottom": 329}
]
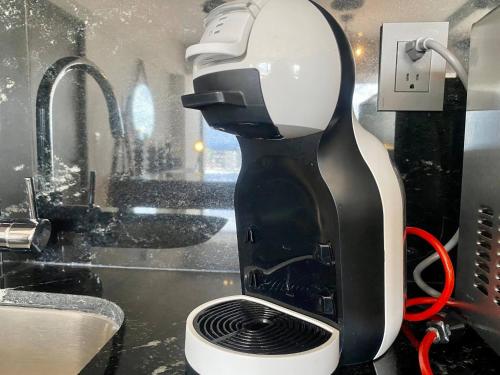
[{"left": 0, "top": 289, "right": 124, "bottom": 375}]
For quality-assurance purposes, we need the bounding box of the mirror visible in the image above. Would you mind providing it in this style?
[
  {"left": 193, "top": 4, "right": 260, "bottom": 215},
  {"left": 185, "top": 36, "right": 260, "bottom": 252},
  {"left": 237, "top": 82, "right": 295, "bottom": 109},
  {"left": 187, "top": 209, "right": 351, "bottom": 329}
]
[{"left": 0, "top": 0, "right": 495, "bottom": 269}]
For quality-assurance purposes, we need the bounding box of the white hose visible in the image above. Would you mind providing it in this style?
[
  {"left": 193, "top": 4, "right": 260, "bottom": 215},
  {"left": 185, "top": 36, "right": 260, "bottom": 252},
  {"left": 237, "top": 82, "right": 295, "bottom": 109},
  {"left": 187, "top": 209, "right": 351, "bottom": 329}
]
[{"left": 407, "top": 37, "right": 468, "bottom": 297}]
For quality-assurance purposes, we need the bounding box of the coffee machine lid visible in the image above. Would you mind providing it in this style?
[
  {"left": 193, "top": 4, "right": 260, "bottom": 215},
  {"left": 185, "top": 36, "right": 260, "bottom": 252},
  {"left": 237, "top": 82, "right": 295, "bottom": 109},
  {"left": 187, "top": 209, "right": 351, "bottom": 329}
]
[{"left": 182, "top": 0, "right": 344, "bottom": 139}]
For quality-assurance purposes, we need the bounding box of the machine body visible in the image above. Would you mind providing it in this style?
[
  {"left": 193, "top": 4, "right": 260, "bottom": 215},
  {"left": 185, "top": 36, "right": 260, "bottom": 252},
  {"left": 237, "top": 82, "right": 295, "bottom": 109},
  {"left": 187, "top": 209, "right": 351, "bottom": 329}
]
[{"left": 182, "top": 0, "right": 405, "bottom": 373}]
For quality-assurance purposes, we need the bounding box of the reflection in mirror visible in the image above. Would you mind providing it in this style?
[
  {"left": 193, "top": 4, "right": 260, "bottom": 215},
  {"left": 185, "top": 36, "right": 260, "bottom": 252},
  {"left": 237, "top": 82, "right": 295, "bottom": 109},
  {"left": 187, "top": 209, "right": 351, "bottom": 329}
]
[
  {"left": 128, "top": 60, "right": 155, "bottom": 143},
  {"left": 0, "top": 0, "right": 497, "bottom": 271},
  {"left": 202, "top": 120, "right": 241, "bottom": 182}
]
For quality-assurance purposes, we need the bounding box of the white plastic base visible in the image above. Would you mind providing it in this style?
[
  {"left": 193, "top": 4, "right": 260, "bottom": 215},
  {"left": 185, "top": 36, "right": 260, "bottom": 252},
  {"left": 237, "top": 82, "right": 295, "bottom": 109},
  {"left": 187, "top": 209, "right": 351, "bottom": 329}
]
[{"left": 185, "top": 295, "right": 340, "bottom": 375}]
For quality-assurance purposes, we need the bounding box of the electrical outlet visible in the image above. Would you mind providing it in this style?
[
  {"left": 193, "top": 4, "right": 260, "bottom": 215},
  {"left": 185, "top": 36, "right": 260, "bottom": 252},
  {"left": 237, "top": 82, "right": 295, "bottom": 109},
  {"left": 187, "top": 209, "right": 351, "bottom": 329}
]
[
  {"left": 378, "top": 22, "right": 449, "bottom": 111},
  {"left": 395, "top": 41, "right": 431, "bottom": 92}
]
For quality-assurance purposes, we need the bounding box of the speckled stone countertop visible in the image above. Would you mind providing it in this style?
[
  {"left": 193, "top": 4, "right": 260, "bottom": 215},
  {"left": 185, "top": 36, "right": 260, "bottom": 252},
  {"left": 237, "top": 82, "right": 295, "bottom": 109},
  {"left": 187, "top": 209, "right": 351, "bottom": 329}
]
[
  {"left": 1, "top": 262, "right": 498, "bottom": 375},
  {"left": 0, "top": 289, "right": 124, "bottom": 325}
]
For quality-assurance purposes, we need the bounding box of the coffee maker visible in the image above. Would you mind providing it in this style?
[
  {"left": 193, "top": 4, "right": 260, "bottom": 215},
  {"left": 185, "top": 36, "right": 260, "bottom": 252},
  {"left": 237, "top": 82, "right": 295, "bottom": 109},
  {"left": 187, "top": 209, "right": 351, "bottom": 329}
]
[{"left": 181, "top": 0, "right": 405, "bottom": 373}]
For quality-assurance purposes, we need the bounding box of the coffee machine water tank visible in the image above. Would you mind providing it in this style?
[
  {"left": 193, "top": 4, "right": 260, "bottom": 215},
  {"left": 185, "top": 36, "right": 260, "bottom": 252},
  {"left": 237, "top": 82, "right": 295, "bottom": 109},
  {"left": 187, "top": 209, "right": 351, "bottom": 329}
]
[{"left": 182, "top": 0, "right": 405, "bottom": 374}]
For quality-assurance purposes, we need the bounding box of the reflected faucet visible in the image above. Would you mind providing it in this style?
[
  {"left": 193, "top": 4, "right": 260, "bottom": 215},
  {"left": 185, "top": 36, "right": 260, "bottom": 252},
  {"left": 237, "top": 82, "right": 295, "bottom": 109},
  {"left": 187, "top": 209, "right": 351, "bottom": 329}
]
[{"left": 36, "top": 56, "right": 131, "bottom": 181}]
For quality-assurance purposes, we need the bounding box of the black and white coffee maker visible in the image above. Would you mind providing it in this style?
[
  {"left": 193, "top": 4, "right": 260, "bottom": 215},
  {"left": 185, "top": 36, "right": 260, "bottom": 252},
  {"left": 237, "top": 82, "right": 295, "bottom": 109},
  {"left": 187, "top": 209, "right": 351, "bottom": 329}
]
[{"left": 181, "top": 0, "right": 405, "bottom": 373}]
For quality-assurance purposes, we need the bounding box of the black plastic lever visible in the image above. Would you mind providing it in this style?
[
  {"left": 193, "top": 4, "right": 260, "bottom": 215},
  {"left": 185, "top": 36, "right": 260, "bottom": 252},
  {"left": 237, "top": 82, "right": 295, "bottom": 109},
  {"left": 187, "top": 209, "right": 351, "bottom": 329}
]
[{"left": 181, "top": 91, "right": 247, "bottom": 109}]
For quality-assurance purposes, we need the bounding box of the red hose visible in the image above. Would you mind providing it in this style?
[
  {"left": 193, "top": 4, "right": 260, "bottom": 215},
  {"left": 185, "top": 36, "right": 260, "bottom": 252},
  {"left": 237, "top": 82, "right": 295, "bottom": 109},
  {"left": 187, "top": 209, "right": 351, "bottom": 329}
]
[
  {"left": 404, "top": 227, "right": 455, "bottom": 322},
  {"left": 419, "top": 330, "right": 437, "bottom": 375},
  {"left": 401, "top": 323, "right": 420, "bottom": 350},
  {"left": 406, "top": 297, "right": 461, "bottom": 309}
]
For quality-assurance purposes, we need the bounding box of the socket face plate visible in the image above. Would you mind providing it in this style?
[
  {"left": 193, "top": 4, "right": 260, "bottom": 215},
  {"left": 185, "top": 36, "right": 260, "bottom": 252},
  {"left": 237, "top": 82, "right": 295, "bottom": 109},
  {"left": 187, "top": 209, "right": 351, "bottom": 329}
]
[{"left": 378, "top": 22, "right": 449, "bottom": 111}]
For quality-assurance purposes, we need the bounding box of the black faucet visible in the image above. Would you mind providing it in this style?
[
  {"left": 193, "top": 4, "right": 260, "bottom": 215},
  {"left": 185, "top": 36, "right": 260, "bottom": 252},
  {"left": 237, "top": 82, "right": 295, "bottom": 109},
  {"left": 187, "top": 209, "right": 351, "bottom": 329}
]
[
  {"left": 36, "top": 56, "right": 130, "bottom": 181},
  {"left": 34, "top": 56, "right": 134, "bottom": 241}
]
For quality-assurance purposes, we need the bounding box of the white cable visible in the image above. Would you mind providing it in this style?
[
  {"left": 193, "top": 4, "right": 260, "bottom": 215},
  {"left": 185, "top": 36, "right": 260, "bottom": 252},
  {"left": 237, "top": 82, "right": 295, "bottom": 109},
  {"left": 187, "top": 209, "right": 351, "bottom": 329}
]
[
  {"left": 412, "top": 37, "right": 469, "bottom": 90},
  {"left": 413, "top": 230, "right": 459, "bottom": 297},
  {"left": 247, "top": 255, "right": 313, "bottom": 276},
  {"left": 407, "top": 37, "right": 468, "bottom": 297}
]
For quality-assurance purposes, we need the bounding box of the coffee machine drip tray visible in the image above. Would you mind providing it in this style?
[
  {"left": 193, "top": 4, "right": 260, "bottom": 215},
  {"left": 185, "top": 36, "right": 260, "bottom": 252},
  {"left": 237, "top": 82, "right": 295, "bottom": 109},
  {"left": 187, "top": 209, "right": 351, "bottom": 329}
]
[
  {"left": 195, "top": 298, "right": 331, "bottom": 354},
  {"left": 185, "top": 295, "right": 340, "bottom": 375}
]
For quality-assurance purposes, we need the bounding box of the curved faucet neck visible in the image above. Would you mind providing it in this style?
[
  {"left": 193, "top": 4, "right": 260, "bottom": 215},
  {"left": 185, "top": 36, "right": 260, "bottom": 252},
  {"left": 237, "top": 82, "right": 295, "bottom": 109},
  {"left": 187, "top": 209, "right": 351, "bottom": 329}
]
[{"left": 36, "top": 56, "right": 126, "bottom": 181}]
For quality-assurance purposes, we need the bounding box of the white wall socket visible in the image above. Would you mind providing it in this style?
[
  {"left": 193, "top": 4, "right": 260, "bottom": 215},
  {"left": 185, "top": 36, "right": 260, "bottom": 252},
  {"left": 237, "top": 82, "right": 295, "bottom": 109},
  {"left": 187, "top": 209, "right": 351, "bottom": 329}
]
[
  {"left": 395, "top": 41, "right": 432, "bottom": 92},
  {"left": 378, "top": 22, "right": 449, "bottom": 111}
]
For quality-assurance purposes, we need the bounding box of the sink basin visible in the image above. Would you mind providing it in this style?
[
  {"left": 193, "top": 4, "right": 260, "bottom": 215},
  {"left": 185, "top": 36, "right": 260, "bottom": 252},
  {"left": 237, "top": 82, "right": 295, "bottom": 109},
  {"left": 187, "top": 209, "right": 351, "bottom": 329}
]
[
  {"left": 90, "top": 212, "right": 228, "bottom": 249},
  {"left": 0, "top": 290, "right": 123, "bottom": 375},
  {"left": 41, "top": 206, "right": 229, "bottom": 249}
]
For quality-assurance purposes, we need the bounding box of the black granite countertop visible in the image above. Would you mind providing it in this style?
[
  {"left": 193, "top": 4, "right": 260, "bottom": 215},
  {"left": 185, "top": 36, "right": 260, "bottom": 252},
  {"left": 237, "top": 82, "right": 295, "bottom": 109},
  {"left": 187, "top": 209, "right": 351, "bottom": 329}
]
[{"left": 0, "top": 262, "right": 498, "bottom": 375}]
